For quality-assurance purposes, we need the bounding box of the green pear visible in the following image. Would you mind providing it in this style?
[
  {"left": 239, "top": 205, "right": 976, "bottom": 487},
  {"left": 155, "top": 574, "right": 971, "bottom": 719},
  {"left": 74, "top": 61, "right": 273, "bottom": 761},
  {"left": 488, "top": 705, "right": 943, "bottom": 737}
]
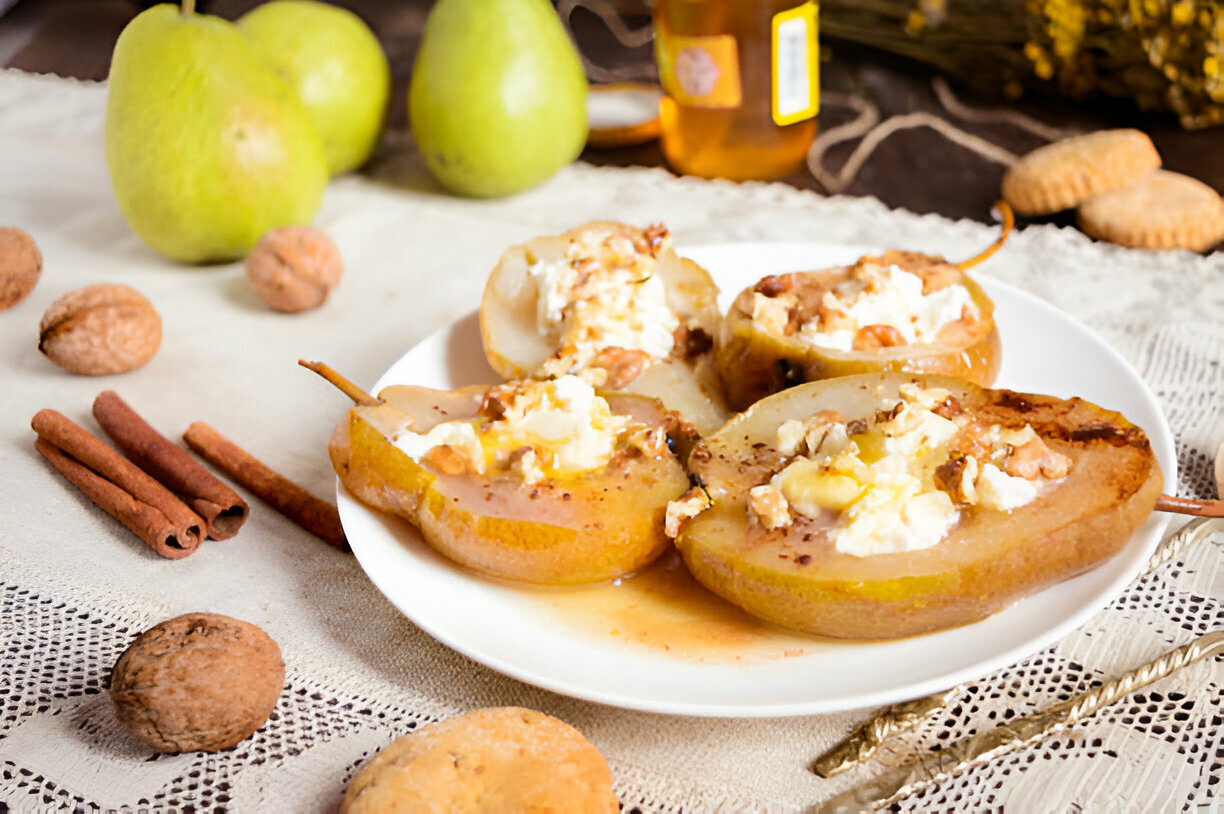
[
  {"left": 105, "top": 2, "right": 328, "bottom": 264},
  {"left": 238, "top": 0, "right": 391, "bottom": 175},
  {"left": 409, "top": 0, "right": 589, "bottom": 198}
]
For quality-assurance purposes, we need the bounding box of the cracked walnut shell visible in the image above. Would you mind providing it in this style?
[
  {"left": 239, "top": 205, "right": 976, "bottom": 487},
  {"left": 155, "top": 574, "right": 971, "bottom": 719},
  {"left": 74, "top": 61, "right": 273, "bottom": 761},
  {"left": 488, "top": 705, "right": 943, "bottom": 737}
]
[
  {"left": 110, "top": 613, "right": 284, "bottom": 753},
  {"left": 39, "top": 283, "right": 161, "bottom": 375}
]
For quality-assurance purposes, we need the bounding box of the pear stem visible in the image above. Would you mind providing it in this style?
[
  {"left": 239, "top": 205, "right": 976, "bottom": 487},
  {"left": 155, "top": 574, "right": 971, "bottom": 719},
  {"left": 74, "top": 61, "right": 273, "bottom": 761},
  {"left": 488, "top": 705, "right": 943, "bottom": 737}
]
[
  {"left": 181, "top": 0, "right": 196, "bottom": 16},
  {"left": 299, "top": 360, "right": 381, "bottom": 407},
  {"left": 956, "top": 200, "right": 1014, "bottom": 271}
]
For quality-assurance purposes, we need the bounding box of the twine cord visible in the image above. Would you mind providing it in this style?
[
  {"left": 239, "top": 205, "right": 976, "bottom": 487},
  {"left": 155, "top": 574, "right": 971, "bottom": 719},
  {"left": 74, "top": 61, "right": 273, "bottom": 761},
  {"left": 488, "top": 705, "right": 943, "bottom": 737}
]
[
  {"left": 930, "top": 75, "right": 1079, "bottom": 141},
  {"left": 806, "top": 110, "right": 1021, "bottom": 195},
  {"left": 559, "top": 0, "right": 656, "bottom": 83},
  {"left": 563, "top": 0, "right": 1057, "bottom": 193}
]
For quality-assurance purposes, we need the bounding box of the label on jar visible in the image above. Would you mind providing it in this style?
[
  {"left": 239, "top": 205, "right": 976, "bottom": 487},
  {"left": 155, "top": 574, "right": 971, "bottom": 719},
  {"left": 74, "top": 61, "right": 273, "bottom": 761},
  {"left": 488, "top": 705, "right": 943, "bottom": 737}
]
[
  {"left": 772, "top": 2, "right": 820, "bottom": 125},
  {"left": 655, "top": 34, "right": 742, "bottom": 109}
]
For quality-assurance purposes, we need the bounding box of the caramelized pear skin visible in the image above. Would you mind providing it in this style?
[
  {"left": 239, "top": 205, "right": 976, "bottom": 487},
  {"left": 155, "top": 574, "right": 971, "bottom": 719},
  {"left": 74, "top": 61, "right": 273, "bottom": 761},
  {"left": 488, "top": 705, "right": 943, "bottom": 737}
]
[
  {"left": 329, "top": 384, "right": 689, "bottom": 586},
  {"left": 479, "top": 221, "right": 730, "bottom": 435},
  {"left": 716, "top": 253, "right": 1001, "bottom": 411},
  {"left": 676, "top": 373, "right": 1163, "bottom": 640}
]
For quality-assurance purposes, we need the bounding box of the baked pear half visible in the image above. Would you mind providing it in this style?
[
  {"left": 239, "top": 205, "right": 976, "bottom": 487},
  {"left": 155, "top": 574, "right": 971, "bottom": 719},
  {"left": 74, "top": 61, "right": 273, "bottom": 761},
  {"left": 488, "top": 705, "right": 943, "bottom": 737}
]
[
  {"left": 329, "top": 375, "right": 689, "bottom": 586},
  {"left": 716, "top": 251, "right": 1001, "bottom": 410},
  {"left": 671, "top": 372, "right": 1163, "bottom": 639},
  {"left": 480, "top": 221, "right": 730, "bottom": 435}
]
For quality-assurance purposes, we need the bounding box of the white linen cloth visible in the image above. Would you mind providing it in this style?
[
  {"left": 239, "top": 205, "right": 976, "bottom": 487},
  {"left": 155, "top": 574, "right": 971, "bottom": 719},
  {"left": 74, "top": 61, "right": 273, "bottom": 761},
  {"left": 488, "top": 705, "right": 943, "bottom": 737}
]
[{"left": 0, "top": 70, "right": 1220, "bottom": 812}]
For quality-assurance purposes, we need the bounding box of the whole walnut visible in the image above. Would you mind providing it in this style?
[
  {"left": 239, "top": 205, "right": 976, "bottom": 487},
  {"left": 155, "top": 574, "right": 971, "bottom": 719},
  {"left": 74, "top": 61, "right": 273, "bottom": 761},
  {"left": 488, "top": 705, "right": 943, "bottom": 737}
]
[
  {"left": 245, "top": 226, "right": 344, "bottom": 313},
  {"left": 110, "top": 613, "right": 284, "bottom": 753},
  {"left": 39, "top": 283, "right": 161, "bottom": 375},
  {"left": 0, "top": 226, "right": 42, "bottom": 310}
]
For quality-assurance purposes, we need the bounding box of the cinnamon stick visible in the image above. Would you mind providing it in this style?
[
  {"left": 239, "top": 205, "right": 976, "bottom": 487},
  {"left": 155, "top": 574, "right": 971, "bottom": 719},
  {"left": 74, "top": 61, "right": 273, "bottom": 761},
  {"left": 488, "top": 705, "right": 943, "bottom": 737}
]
[
  {"left": 183, "top": 421, "right": 348, "bottom": 550},
  {"left": 31, "top": 410, "right": 204, "bottom": 558},
  {"left": 92, "top": 390, "right": 249, "bottom": 540}
]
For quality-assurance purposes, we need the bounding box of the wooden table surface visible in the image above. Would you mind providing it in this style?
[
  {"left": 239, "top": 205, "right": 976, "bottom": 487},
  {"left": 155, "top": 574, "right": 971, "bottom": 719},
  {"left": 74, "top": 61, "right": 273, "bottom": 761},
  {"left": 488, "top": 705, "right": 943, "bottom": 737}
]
[{"left": 2, "top": 0, "right": 1220, "bottom": 228}]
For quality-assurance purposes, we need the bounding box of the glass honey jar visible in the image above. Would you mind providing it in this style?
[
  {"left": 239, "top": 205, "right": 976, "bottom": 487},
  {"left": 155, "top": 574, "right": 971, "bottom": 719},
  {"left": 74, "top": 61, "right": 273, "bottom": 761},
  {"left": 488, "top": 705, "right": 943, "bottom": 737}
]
[{"left": 653, "top": 0, "right": 819, "bottom": 181}]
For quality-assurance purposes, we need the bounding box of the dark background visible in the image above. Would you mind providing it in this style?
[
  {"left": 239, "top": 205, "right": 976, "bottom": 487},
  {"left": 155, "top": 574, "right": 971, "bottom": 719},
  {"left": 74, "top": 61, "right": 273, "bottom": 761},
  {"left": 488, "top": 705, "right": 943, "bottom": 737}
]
[{"left": 1, "top": 0, "right": 1218, "bottom": 226}]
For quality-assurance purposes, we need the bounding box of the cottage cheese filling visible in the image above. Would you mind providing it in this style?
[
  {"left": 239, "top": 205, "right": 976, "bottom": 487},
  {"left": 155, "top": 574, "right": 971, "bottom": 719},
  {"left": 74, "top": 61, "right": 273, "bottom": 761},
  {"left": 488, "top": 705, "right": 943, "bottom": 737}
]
[
  {"left": 751, "top": 262, "right": 977, "bottom": 352},
  {"left": 527, "top": 227, "right": 680, "bottom": 376},
  {"left": 748, "top": 384, "right": 1072, "bottom": 556},
  {"left": 391, "top": 376, "right": 633, "bottom": 484}
]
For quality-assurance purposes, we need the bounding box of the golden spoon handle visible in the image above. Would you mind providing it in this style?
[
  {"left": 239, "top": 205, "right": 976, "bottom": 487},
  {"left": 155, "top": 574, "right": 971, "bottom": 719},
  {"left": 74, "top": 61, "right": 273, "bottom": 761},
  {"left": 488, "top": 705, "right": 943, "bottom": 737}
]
[
  {"left": 1141, "top": 516, "right": 1220, "bottom": 577},
  {"left": 809, "top": 630, "right": 1224, "bottom": 813},
  {"left": 811, "top": 687, "right": 959, "bottom": 778},
  {"left": 812, "top": 516, "right": 1221, "bottom": 779}
]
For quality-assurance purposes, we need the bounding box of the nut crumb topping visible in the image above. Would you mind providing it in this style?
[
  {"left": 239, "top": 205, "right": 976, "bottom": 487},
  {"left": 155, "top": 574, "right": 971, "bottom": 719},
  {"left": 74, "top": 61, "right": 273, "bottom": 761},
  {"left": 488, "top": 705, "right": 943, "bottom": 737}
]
[
  {"left": 664, "top": 486, "right": 712, "bottom": 538},
  {"left": 749, "top": 484, "right": 791, "bottom": 530},
  {"left": 590, "top": 346, "right": 651, "bottom": 389}
]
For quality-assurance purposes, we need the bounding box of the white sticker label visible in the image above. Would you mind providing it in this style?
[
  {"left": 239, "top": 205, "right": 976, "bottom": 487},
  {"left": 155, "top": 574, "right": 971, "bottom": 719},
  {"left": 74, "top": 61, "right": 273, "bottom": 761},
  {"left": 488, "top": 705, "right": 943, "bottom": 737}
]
[{"left": 775, "top": 15, "right": 812, "bottom": 120}]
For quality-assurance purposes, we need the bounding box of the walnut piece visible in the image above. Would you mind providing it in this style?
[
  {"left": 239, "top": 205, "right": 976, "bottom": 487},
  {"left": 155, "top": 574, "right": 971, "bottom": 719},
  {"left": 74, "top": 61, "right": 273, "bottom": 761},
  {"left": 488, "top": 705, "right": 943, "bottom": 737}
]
[
  {"left": 0, "top": 227, "right": 42, "bottom": 310},
  {"left": 38, "top": 283, "right": 161, "bottom": 375},
  {"left": 590, "top": 346, "right": 650, "bottom": 389},
  {"left": 245, "top": 226, "right": 344, "bottom": 313},
  {"left": 110, "top": 613, "right": 284, "bottom": 753}
]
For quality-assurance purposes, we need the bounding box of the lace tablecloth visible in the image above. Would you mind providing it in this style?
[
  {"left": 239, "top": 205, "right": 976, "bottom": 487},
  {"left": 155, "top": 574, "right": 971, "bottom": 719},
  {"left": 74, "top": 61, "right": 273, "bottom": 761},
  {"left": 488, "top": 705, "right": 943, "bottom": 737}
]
[{"left": 1, "top": 70, "right": 1221, "bottom": 813}]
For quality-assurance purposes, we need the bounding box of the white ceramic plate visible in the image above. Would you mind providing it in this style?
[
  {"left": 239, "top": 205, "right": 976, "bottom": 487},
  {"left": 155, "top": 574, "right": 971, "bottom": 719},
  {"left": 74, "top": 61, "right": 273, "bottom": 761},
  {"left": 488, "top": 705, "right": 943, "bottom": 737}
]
[{"left": 337, "top": 242, "right": 1176, "bottom": 717}]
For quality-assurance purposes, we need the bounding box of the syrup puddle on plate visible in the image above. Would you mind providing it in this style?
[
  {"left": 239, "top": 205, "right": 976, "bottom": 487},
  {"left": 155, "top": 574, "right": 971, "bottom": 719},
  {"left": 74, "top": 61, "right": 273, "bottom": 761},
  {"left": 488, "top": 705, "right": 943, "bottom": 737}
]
[{"left": 522, "top": 550, "right": 829, "bottom": 664}]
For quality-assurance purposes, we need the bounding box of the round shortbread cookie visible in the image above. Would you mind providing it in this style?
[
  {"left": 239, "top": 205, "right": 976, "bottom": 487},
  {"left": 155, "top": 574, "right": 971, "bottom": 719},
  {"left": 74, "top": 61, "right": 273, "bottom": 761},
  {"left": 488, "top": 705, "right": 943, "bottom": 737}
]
[
  {"left": 341, "top": 707, "right": 618, "bottom": 813},
  {"left": 1078, "top": 169, "right": 1224, "bottom": 251},
  {"left": 1002, "top": 129, "right": 1161, "bottom": 216}
]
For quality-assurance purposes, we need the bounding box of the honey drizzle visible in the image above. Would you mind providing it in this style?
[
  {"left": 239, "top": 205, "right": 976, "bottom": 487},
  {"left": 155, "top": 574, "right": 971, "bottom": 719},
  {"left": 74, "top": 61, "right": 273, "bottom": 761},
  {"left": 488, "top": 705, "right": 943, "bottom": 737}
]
[{"left": 527, "top": 550, "right": 824, "bottom": 664}]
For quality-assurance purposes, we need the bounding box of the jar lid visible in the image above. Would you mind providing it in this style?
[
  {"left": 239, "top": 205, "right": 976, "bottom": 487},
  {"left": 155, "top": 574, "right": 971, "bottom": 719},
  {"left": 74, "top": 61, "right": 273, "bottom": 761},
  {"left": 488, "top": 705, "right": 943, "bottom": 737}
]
[{"left": 586, "top": 83, "right": 663, "bottom": 148}]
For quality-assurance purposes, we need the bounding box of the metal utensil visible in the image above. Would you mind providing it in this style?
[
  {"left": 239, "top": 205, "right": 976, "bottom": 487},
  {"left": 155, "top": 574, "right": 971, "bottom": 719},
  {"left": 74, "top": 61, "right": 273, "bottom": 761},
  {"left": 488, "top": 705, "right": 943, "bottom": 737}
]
[
  {"left": 811, "top": 687, "right": 959, "bottom": 778},
  {"left": 812, "top": 514, "right": 1221, "bottom": 778},
  {"left": 812, "top": 433, "right": 1224, "bottom": 778},
  {"left": 810, "top": 629, "right": 1224, "bottom": 813}
]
